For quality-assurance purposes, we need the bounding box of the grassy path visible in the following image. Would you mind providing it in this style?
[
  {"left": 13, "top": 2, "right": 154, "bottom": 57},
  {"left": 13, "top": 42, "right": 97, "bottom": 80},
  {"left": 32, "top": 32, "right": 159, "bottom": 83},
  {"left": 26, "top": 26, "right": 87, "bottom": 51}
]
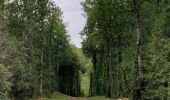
[
  {"left": 69, "top": 97, "right": 113, "bottom": 100},
  {"left": 70, "top": 97, "right": 88, "bottom": 100},
  {"left": 38, "top": 92, "right": 128, "bottom": 100}
]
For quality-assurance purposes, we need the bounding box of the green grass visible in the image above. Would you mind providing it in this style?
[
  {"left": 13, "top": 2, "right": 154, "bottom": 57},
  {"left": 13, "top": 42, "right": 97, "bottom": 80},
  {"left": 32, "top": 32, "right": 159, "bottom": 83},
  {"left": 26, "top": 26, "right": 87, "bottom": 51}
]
[
  {"left": 36, "top": 92, "right": 129, "bottom": 100},
  {"left": 81, "top": 74, "right": 90, "bottom": 96},
  {"left": 38, "top": 92, "right": 69, "bottom": 100}
]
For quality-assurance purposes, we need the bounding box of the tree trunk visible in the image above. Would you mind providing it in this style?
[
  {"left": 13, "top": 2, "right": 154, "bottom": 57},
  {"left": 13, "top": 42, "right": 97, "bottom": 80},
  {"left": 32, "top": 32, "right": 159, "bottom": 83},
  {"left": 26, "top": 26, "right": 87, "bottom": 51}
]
[
  {"left": 40, "top": 53, "right": 43, "bottom": 96},
  {"left": 132, "top": 0, "right": 143, "bottom": 100},
  {"left": 106, "top": 40, "right": 112, "bottom": 98},
  {"left": 55, "top": 43, "right": 59, "bottom": 91},
  {"left": 40, "top": 31, "right": 44, "bottom": 97},
  {"left": 89, "top": 51, "right": 97, "bottom": 96}
]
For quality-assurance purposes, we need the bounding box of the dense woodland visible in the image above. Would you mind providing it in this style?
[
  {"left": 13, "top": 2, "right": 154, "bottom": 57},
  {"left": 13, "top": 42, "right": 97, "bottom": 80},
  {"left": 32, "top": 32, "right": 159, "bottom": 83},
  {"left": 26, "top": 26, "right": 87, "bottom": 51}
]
[
  {"left": 0, "top": 0, "right": 81, "bottom": 99},
  {"left": 81, "top": 0, "right": 170, "bottom": 99},
  {"left": 0, "top": 0, "right": 170, "bottom": 100}
]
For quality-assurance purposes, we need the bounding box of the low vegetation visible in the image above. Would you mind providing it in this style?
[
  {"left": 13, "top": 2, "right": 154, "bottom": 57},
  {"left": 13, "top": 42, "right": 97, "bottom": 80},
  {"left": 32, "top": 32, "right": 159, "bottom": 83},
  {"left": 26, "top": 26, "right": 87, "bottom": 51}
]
[{"left": 38, "top": 92, "right": 129, "bottom": 100}]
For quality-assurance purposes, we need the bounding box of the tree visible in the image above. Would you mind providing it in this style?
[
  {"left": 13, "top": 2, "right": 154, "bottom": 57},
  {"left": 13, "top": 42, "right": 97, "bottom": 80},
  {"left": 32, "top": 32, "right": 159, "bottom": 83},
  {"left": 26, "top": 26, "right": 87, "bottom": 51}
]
[
  {"left": 82, "top": 0, "right": 134, "bottom": 98},
  {"left": 1, "top": 0, "right": 82, "bottom": 99},
  {"left": 131, "top": 0, "right": 143, "bottom": 99}
]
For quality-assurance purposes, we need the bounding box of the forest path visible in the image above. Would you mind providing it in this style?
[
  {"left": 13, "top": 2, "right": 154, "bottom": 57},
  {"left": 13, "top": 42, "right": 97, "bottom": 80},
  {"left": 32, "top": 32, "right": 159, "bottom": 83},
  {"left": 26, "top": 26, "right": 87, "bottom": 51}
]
[
  {"left": 69, "top": 97, "right": 128, "bottom": 100},
  {"left": 39, "top": 92, "right": 127, "bottom": 100},
  {"left": 69, "top": 97, "right": 89, "bottom": 100},
  {"left": 69, "top": 97, "right": 118, "bottom": 100}
]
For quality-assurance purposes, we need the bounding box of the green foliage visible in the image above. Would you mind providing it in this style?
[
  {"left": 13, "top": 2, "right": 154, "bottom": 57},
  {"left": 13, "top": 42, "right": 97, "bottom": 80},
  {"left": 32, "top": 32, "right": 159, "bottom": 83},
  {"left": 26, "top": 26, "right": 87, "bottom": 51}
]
[
  {"left": 82, "top": 0, "right": 134, "bottom": 98},
  {"left": 1, "top": 0, "right": 170, "bottom": 99},
  {"left": 0, "top": 0, "right": 81, "bottom": 99},
  {"left": 0, "top": 63, "right": 8, "bottom": 99},
  {"left": 82, "top": 0, "right": 170, "bottom": 99},
  {"left": 143, "top": 4, "right": 170, "bottom": 99},
  {"left": 81, "top": 74, "right": 90, "bottom": 96}
]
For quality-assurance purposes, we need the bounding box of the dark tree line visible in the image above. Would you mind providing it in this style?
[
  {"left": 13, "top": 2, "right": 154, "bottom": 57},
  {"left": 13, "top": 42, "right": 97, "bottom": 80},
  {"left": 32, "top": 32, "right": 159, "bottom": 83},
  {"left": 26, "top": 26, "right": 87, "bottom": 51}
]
[
  {"left": 81, "top": 0, "right": 170, "bottom": 99},
  {"left": 0, "top": 0, "right": 81, "bottom": 99}
]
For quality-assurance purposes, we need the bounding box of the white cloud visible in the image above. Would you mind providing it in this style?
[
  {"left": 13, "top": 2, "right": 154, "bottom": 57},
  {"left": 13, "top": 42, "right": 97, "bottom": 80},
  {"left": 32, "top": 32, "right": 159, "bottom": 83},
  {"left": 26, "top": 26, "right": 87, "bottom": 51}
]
[{"left": 54, "top": 0, "right": 86, "bottom": 48}]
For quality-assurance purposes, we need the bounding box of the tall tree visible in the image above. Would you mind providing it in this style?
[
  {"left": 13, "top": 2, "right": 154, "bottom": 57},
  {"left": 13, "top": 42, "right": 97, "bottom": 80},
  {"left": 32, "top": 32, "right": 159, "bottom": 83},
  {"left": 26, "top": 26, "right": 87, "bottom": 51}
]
[{"left": 132, "top": 0, "right": 143, "bottom": 99}]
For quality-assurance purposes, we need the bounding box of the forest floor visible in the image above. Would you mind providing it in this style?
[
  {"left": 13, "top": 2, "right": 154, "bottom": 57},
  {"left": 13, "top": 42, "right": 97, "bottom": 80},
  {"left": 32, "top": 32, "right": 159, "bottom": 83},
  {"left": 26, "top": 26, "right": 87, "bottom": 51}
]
[{"left": 37, "top": 92, "right": 129, "bottom": 100}]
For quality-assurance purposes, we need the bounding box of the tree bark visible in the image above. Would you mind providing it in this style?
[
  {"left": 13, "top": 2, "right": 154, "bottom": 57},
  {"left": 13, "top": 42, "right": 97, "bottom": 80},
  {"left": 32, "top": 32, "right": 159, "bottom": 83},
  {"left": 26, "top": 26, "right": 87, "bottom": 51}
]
[
  {"left": 40, "top": 50, "right": 43, "bottom": 96},
  {"left": 132, "top": 0, "right": 143, "bottom": 100}
]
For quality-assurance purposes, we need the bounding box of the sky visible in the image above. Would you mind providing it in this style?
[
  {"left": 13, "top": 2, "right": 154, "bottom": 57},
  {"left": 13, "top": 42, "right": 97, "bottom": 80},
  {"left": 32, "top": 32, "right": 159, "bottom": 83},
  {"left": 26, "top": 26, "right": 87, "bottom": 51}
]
[{"left": 54, "top": 0, "right": 86, "bottom": 48}]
